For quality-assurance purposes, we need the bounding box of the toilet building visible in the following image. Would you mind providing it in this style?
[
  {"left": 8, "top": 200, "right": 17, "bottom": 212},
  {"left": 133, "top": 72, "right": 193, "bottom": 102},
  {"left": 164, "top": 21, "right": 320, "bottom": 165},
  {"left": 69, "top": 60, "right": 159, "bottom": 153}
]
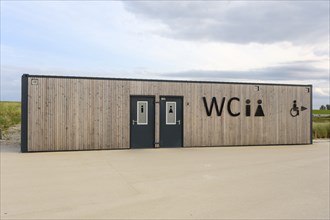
[{"left": 21, "top": 74, "right": 312, "bottom": 152}]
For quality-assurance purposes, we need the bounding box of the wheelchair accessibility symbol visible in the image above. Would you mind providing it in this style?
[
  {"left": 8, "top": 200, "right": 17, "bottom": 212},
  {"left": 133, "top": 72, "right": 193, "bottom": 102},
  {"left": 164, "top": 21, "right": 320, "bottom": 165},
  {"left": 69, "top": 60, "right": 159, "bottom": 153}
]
[{"left": 290, "top": 100, "right": 308, "bottom": 117}]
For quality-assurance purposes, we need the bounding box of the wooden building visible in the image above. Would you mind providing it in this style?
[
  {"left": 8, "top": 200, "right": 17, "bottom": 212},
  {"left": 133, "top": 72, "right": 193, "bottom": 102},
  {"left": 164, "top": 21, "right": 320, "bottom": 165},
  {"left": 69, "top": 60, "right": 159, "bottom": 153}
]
[{"left": 21, "top": 74, "right": 312, "bottom": 152}]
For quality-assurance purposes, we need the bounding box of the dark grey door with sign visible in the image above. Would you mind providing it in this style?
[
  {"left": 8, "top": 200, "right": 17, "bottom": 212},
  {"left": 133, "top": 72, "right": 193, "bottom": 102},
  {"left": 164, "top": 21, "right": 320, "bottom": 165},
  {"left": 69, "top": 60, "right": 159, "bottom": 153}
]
[
  {"left": 130, "top": 96, "right": 155, "bottom": 148},
  {"left": 160, "top": 96, "right": 183, "bottom": 147}
]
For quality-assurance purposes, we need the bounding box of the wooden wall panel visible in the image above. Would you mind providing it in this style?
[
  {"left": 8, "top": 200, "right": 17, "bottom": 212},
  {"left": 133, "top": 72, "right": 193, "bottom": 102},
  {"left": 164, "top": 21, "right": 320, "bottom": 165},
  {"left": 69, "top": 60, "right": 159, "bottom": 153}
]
[{"left": 26, "top": 76, "right": 312, "bottom": 151}]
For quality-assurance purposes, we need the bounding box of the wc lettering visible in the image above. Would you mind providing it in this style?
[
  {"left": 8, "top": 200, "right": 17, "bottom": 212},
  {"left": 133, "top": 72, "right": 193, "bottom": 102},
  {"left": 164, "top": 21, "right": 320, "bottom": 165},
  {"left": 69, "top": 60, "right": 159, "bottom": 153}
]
[{"left": 202, "top": 97, "right": 265, "bottom": 117}]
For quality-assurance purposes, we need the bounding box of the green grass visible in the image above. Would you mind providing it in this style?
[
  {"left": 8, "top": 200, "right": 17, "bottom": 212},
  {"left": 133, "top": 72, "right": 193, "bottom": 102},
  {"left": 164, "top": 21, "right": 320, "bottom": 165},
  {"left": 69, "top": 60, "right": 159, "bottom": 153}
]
[
  {"left": 312, "top": 117, "right": 330, "bottom": 123},
  {"left": 313, "top": 122, "right": 330, "bottom": 139},
  {"left": 312, "top": 115, "right": 330, "bottom": 139},
  {"left": 312, "top": 110, "right": 330, "bottom": 114},
  {"left": 0, "top": 102, "right": 21, "bottom": 134}
]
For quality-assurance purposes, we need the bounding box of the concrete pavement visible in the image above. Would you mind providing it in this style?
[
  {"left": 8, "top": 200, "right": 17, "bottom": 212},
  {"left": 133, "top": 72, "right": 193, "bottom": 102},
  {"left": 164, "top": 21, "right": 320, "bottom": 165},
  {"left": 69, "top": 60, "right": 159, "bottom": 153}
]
[{"left": 1, "top": 141, "right": 329, "bottom": 219}]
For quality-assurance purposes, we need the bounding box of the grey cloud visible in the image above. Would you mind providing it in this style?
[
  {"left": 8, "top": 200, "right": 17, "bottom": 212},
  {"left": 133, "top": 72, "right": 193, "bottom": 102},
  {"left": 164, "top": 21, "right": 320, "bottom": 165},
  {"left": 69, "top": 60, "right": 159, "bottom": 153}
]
[
  {"left": 159, "top": 60, "right": 329, "bottom": 108},
  {"left": 160, "top": 62, "right": 328, "bottom": 81},
  {"left": 124, "top": 1, "right": 329, "bottom": 44}
]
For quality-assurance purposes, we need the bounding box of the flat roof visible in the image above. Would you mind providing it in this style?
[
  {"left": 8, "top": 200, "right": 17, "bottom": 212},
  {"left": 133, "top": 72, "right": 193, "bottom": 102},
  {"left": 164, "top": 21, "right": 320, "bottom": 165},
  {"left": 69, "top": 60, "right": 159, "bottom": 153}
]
[{"left": 23, "top": 74, "right": 312, "bottom": 87}]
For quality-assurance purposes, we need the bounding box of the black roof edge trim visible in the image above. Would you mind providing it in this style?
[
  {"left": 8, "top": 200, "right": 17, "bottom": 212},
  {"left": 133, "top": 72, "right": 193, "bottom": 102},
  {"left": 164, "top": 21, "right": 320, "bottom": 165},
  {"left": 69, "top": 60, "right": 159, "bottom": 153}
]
[{"left": 22, "top": 74, "right": 313, "bottom": 87}]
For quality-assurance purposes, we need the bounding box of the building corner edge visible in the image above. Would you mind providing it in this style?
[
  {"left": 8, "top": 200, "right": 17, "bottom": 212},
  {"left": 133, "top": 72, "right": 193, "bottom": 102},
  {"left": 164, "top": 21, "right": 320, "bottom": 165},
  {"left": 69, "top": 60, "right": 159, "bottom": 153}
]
[
  {"left": 310, "top": 84, "right": 313, "bottom": 144},
  {"left": 21, "top": 74, "right": 29, "bottom": 152}
]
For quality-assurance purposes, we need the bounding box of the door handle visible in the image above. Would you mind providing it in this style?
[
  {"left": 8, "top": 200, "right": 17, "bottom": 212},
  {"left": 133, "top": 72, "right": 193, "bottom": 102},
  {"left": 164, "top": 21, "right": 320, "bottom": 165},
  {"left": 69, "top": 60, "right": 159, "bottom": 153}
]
[
  {"left": 132, "top": 120, "right": 137, "bottom": 125},
  {"left": 177, "top": 120, "right": 180, "bottom": 125}
]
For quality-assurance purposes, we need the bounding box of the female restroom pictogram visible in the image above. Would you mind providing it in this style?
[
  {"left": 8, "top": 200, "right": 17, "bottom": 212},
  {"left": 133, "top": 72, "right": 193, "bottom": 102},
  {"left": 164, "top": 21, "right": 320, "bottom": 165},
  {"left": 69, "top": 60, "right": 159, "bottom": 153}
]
[
  {"left": 255, "top": 99, "right": 265, "bottom": 117},
  {"left": 169, "top": 106, "right": 173, "bottom": 113}
]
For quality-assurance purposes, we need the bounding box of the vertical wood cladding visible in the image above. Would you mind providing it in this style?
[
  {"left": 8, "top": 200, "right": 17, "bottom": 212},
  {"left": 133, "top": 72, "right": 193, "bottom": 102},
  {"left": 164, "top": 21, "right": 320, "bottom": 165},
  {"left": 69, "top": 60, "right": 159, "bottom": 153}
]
[{"left": 26, "top": 76, "right": 312, "bottom": 151}]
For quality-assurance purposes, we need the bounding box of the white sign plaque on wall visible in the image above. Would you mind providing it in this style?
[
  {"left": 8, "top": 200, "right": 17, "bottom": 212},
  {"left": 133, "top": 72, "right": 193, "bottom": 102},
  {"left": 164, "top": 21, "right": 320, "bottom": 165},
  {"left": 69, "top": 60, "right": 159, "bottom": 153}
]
[
  {"left": 166, "top": 102, "right": 176, "bottom": 125},
  {"left": 137, "top": 101, "right": 148, "bottom": 125}
]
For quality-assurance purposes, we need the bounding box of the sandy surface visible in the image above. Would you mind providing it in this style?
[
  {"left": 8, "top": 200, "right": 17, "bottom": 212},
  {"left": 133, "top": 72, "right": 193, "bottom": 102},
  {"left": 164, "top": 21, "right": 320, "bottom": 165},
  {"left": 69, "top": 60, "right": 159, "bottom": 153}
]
[
  {"left": 0, "top": 125, "right": 20, "bottom": 148},
  {"left": 0, "top": 136, "right": 329, "bottom": 219}
]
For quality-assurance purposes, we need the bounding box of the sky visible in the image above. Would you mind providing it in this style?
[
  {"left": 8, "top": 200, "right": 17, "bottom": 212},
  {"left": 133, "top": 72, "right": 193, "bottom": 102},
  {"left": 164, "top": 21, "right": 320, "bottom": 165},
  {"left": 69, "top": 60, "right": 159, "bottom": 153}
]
[{"left": 1, "top": 1, "right": 329, "bottom": 108}]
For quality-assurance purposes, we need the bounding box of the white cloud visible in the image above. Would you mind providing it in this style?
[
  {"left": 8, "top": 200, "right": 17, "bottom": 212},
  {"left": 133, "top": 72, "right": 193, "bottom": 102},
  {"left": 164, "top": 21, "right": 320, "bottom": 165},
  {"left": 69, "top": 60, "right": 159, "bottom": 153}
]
[{"left": 315, "top": 87, "right": 330, "bottom": 97}]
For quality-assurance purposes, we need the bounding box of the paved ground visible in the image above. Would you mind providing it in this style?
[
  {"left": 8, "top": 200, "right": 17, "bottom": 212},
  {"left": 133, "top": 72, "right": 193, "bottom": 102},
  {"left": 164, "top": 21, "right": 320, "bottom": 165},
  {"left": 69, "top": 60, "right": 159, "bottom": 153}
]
[{"left": 1, "top": 141, "right": 329, "bottom": 219}]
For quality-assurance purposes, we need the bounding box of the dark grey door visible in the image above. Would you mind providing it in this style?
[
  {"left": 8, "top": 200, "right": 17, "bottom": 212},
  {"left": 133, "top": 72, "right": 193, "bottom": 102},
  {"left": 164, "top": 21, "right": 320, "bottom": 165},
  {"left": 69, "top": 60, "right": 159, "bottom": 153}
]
[
  {"left": 130, "top": 96, "right": 155, "bottom": 148},
  {"left": 160, "top": 96, "right": 183, "bottom": 147}
]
